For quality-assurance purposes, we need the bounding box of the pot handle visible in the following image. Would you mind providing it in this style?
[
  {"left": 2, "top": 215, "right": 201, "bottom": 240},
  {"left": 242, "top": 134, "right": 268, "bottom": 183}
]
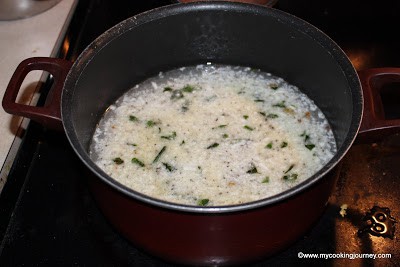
[
  {"left": 2, "top": 57, "right": 72, "bottom": 131},
  {"left": 357, "top": 68, "right": 400, "bottom": 142}
]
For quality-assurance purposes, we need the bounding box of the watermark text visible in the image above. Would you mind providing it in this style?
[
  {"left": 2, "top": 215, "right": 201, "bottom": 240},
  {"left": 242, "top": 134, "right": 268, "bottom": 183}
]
[{"left": 297, "top": 252, "right": 392, "bottom": 260}]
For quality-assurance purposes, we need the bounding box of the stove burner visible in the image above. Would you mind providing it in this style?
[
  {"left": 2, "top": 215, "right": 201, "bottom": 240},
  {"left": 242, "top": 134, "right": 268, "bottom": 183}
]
[{"left": 358, "top": 206, "right": 396, "bottom": 239}]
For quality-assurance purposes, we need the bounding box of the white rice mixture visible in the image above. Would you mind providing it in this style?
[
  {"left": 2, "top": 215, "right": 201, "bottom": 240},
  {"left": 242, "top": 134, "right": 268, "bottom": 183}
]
[{"left": 90, "top": 64, "right": 336, "bottom": 206}]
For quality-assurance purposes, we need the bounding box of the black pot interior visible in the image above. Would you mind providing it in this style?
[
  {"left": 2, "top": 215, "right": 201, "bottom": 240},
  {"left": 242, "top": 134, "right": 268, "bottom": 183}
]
[{"left": 63, "top": 2, "right": 361, "bottom": 207}]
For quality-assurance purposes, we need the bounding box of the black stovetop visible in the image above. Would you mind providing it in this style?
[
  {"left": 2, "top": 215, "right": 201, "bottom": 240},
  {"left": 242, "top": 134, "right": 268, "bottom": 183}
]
[{"left": 1, "top": 0, "right": 400, "bottom": 266}]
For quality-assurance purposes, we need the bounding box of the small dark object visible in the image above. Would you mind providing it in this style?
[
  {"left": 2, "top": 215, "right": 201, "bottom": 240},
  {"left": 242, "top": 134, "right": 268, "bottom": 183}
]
[
  {"left": 113, "top": 157, "right": 124, "bottom": 165},
  {"left": 131, "top": 158, "right": 145, "bottom": 167},
  {"left": 162, "top": 162, "right": 175, "bottom": 172},
  {"left": 206, "top": 142, "right": 219, "bottom": 149},
  {"left": 198, "top": 199, "right": 209, "bottom": 206},
  {"left": 153, "top": 146, "right": 166, "bottom": 163},
  {"left": 358, "top": 206, "right": 396, "bottom": 239},
  {"left": 247, "top": 165, "right": 258, "bottom": 174}
]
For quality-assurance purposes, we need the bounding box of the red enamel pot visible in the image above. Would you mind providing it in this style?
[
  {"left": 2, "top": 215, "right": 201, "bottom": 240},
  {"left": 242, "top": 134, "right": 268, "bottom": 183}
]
[{"left": 3, "top": 2, "right": 400, "bottom": 266}]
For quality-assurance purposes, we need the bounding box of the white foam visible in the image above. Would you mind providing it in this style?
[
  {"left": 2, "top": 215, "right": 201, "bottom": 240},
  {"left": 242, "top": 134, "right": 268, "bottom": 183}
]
[{"left": 90, "top": 64, "right": 336, "bottom": 206}]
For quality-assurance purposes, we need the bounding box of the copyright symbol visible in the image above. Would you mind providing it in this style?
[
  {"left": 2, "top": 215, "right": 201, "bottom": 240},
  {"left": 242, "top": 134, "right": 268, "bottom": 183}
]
[{"left": 298, "top": 252, "right": 304, "bottom": 258}]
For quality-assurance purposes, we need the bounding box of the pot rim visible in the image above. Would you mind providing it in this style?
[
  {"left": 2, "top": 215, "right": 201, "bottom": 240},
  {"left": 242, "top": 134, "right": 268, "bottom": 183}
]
[{"left": 62, "top": 1, "right": 363, "bottom": 214}]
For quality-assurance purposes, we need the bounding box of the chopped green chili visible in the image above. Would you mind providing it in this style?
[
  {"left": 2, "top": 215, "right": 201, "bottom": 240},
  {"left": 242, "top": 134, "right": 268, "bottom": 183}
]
[
  {"left": 247, "top": 165, "right": 258, "bottom": 174},
  {"left": 161, "top": 131, "right": 177, "bottom": 140},
  {"left": 131, "top": 158, "right": 145, "bottom": 167},
  {"left": 266, "top": 142, "right": 273, "bottom": 149},
  {"left": 254, "top": 99, "right": 265, "bottom": 102},
  {"left": 163, "top": 87, "right": 173, "bottom": 92},
  {"left": 284, "top": 164, "right": 295, "bottom": 174},
  {"left": 273, "top": 101, "right": 286, "bottom": 108},
  {"left": 267, "top": 113, "right": 279, "bottom": 119},
  {"left": 129, "top": 115, "right": 139, "bottom": 122},
  {"left": 305, "top": 144, "right": 315, "bottom": 150},
  {"left": 146, "top": 120, "right": 157, "bottom": 127},
  {"left": 113, "top": 157, "right": 124, "bottom": 165},
  {"left": 182, "top": 84, "right": 195, "bottom": 93},
  {"left": 198, "top": 198, "right": 209, "bottom": 206},
  {"left": 243, "top": 115, "right": 249, "bottom": 119},
  {"left": 222, "top": 133, "right": 229, "bottom": 138},
  {"left": 207, "top": 143, "right": 219, "bottom": 149},
  {"left": 153, "top": 146, "right": 166, "bottom": 163},
  {"left": 212, "top": 124, "right": 227, "bottom": 129},
  {"left": 244, "top": 125, "right": 254, "bottom": 131},
  {"left": 281, "top": 141, "right": 288, "bottom": 148},
  {"left": 283, "top": 173, "right": 298, "bottom": 181},
  {"left": 126, "top": 143, "right": 137, "bottom": 147},
  {"left": 262, "top": 176, "right": 270, "bottom": 183},
  {"left": 301, "top": 131, "right": 315, "bottom": 150},
  {"left": 300, "top": 131, "right": 310, "bottom": 142},
  {"left": 162, "top": 162, "right": 175, "bottom": 172}
]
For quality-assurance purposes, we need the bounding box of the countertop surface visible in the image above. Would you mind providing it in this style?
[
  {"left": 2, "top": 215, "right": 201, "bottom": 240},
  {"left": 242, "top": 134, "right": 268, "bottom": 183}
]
[{"left": 0, "top": 0, "right": 77, "bottom": 189}]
